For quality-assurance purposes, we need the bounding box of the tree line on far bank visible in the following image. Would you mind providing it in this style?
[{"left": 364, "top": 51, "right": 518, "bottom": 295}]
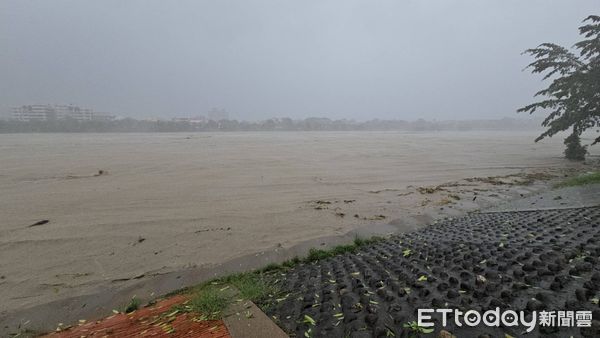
[{"left": 0, "top": 117, "right": 542, "bottom": 133}]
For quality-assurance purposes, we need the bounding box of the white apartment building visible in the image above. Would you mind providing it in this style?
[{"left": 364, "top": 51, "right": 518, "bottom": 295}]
[
  {"left": 11, "top": 104, "right": 50, "bottom": 121},
  {"left": 12, "top": 104, "right": 104, "bottom": 121}
]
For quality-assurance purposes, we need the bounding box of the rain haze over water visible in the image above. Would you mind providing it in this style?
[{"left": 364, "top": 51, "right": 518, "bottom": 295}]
[{"left": 1, "top": 0, "right": 598, "bottom": 120}]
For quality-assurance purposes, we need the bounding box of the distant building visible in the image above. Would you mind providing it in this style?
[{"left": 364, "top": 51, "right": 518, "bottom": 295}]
[
  {"left": 172, "top": 115, "right": 207, "bottom": 124},
  {"left": 54, "top": 104, "right": 93, "bottom": 120},
  {"left": 91, "top": 112, "right": 117, "bottom": 121},
  {"left": 12, "top": 104, "right": 51, "bottom": 121},
  {"left": 208, "top": 108, "right": 229, "bottom": 121},
  {"left": 11, "top": 104, "right": 113, "bottom": 121}
]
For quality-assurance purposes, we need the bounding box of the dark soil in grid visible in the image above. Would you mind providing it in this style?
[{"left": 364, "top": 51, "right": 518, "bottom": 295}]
[{"left": 259, "top": 207, "right": 600, "bottom": 338}]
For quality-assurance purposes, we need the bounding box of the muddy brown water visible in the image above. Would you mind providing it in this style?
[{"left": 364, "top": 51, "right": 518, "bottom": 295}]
[{"left": 1, "top": 130, "right": 597, "bottom": 334}]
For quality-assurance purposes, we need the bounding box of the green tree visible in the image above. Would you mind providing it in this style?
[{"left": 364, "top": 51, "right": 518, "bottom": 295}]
[{"left": 518, "top": 15, "right": 600, "bottom": 160}]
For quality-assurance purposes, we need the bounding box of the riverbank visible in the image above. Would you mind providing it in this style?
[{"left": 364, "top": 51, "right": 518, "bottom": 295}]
[{"left": 1, "top": 131, "right": 598, "bottom": 335}]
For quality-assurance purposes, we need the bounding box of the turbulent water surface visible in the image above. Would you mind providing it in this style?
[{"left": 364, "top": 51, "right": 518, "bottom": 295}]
[{"left": 0, "top": 131, "right": 596, "bottom": 315}]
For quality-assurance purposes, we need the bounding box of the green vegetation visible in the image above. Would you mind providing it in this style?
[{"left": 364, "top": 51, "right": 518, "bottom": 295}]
[
  {"left": 188, "top": 287, "right": 230, "bottom": 319},
  {"left": 0, "top": 117, "right": 543, "bottom": 133},
  {"left": 178, "top": 235, "right": 384, "bottom": 320},
  {"left": 402, "top": 321, "right": 434, "bottom": 336},
  {"left": 123, "top": 296, "right": 140, "bottom": 313},
  {"left": 303, "top": 236, "right": 383, "bottom": 263},
  {"left": 564, "top": 133, "right": 588, "bottom": 161},
  {"left": 556, "top": 171, "right": 600, "bottom": 187},
  {"left": 220, "top": 273, "right": 273, "bottom": 303},
  {"left": 180, "top": 272, "right": 277, "bottom": 319},
  {"left": 518, "top": 15, "right": 600, "bottom": 161},
  {"left": 258, "top": 236, "right": 383, "bottom": 274},
  {"left": 281, "top": 256, "right": 301, "bottom": 268}
]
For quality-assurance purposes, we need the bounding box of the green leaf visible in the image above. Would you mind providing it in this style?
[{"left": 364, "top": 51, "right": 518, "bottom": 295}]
[{"left": 303, "top": 314, "right": 316, "bottom": 326}]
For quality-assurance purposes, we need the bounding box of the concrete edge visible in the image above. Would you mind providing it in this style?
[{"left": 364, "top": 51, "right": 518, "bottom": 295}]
[
  {"left": 481, "top": 203, "right": 600, "bottom": 213},
  {"left": 222, "top": 298, "right": 288, "bottom": 338},
  {"left": 214, "top": 286, "right": 288, "bottom": 338}
]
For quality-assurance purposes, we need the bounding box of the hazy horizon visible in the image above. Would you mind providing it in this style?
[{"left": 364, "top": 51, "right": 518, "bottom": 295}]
[{"left": 1, "top": 1, "right": 597, "bottom": 120}]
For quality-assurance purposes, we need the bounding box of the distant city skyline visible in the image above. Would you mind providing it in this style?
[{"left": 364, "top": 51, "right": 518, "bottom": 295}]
[
  {"left": 10, "top": 103, "right": 115, "bottom": 121},
  {"left": 3, "top": 102, "right": 543, "bottom": 122}
]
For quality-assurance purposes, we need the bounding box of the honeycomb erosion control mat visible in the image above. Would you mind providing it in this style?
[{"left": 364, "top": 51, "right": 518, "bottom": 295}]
[{"left": 261, "top": 207, "right": 600, "bottom": 337}]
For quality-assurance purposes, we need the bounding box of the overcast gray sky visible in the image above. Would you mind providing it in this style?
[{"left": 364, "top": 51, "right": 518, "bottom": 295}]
[{"left": 1, "top": 1, "right": 597, "bottom": 121}]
